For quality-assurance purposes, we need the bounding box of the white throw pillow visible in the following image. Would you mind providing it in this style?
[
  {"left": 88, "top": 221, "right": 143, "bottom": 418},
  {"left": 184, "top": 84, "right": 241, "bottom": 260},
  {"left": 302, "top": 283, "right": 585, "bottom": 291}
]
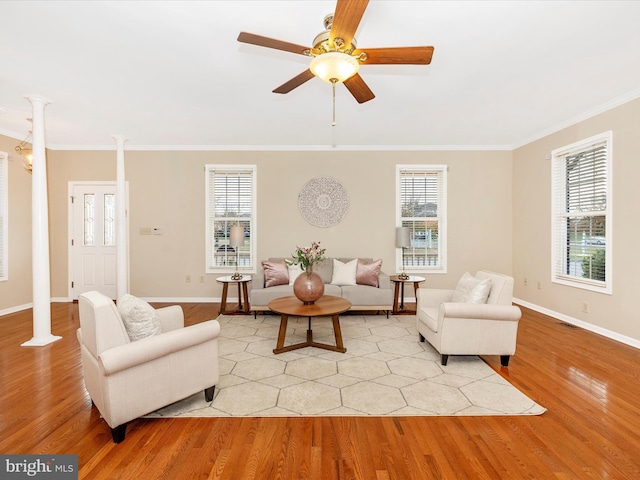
[
  {"left": 288, "top": 263, "right": 304, "bottom": 285},
  {"left": 451, "top": 272, "right": 492, "bottom": 304},
  {"left": 330, "top": 258, "right": 358, "bottom": 286},
  {"left": 117, "top": 294, "right": 162, "bottom": 341}
]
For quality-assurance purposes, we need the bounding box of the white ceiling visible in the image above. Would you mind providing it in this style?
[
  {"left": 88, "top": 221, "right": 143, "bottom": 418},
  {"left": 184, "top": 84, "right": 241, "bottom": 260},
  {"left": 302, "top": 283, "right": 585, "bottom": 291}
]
[{"left": 1, "top": 0, "right": 640, "bottom": 150}]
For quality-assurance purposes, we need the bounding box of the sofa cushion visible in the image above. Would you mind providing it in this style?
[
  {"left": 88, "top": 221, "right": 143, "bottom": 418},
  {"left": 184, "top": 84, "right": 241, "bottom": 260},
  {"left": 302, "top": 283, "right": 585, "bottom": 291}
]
[
  {"left": 313, "top": 258, "right": 334, "bottom": 284},
  {"left": 117, "top": 294, "right": 162, "bottom": 341},
  {"left": 288, "top": 263, "right": 304, "bottom": 285},
  {"left": 262, "top": 260, "right": 289, "bottom": 287},
  {"left": 451, "top": 272, "right": 492, "bottom": 304},
  {"left": 356, "top": 259, "right": 382, "bottom": 287},
  {"left": 341, "top": 284, "right": 393, "bottom": 306},
  {"left": 331, "top": 258, "right": 358, "bottom": 286}
]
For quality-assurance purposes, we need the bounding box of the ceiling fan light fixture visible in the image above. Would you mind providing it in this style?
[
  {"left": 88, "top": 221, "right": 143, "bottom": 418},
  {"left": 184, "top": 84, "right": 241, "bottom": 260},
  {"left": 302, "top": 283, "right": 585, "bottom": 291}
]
[{"left": 310, "top": 51, "right": 359, "bottom": 83}]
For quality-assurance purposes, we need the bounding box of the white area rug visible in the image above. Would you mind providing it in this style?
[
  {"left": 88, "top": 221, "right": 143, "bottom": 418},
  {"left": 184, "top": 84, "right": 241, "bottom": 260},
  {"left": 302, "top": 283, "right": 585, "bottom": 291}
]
[{"left": 146, "top": 314, "right": 545, "bottom": 418}]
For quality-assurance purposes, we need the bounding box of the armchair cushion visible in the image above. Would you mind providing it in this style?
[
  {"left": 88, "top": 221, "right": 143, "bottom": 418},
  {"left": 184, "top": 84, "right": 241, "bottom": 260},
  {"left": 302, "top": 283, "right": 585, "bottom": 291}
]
[
  {"left": 451, "top": 271, "right": 492, "bottom": 304},
  {"left": 117, "top": 294, "right": 161, "bottom": 341}
]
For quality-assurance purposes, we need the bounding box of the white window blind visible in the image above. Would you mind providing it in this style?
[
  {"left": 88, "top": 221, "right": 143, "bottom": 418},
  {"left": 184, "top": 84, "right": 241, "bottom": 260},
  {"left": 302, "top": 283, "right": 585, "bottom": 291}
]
[
  {"left": 396, "top": 165, "right": 447, "bottom": 273},
  {"left": 551, "top": 132, "right": 612, "bottom": 293},
  {"left": 0, "top": 152, "right": 7, "bottom": 281},
  {"left": 205, "top": 165, "right": 256, "bottom": 274}
]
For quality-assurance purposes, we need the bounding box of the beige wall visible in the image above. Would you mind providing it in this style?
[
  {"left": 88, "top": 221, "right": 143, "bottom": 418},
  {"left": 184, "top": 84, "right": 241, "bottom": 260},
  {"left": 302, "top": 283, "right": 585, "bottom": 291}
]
[
  {"left": 3, "top": 99, "right": 638, "bottom": 343},
  {"left": 0, "top": 135, "right": 33, "bottom": 309},
  {"left": 0, "top": 145, "right": 513, "bottom": 309},
  {"left": 513, "top": 98, "right": 640, "bottom": 341},
  {"left": 4, "top": 96, "right": 638, "bottom": 345}
]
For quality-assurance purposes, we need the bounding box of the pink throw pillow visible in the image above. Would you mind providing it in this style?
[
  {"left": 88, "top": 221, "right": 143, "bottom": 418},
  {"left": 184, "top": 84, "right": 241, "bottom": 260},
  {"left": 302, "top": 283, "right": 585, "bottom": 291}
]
[
  {"left": 262, "top": 260, "right": 289, "bottom": 287},
  {"left": 356, "top": 259, "right": 382, "bottom": 287}
]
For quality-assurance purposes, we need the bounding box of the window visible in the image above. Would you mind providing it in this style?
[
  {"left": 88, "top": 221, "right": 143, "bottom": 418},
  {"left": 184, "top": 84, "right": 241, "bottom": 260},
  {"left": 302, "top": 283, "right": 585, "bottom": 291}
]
[
  {"left": 205, "top": 165, "right": 256, "bottom": 274},
  {"left": 0, "top": 152, "right": 7, "bottom": 281},
  {"left": 396, "top": 165, "right": 447, "bottom": 273},
  {"left": 551, "top": 131, "right": 612, "bottom": 293}
]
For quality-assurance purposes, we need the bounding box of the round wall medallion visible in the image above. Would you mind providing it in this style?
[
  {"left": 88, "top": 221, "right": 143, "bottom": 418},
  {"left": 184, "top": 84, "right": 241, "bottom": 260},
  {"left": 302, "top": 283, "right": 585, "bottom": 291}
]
[{"left": 298, "top": 176, "right": 349, "bottom": 228}]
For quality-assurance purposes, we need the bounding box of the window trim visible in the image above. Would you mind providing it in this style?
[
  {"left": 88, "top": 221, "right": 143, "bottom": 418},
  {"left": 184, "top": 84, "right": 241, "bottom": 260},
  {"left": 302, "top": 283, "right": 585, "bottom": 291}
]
[
  {"left": 395, "top": 164, "right": 447, "bottom": 274},
  {"left": 551, "top": 131, "right": 612, "bottom": 294},
  {"left": 0, "top": 152, "right": 7, "bottom": 282},
  {"left": 205, "top": 164, "right": 257, "bottom": 275}
]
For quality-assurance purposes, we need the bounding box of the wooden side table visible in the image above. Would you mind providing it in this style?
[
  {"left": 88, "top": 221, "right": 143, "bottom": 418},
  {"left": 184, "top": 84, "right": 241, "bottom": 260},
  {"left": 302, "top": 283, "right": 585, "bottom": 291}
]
[
  {"left": 390, "top": 275, "right": 425, "bottom": 314},
  {"left": 216, "top": 276, "right": 251, "bottom": 315},
  {"left": 268, "top": 295, "right": 351, "bottom": 354}
]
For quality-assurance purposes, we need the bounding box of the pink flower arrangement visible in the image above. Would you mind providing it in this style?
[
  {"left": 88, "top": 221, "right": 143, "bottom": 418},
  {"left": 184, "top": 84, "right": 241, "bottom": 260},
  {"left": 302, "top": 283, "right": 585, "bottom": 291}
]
[{"left": 287, "top": 241, "right": 327, "bottom": 271}]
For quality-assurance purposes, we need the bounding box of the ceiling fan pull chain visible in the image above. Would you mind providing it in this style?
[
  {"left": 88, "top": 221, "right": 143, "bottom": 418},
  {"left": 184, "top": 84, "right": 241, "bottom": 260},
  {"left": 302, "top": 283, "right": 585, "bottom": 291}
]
[{"left": 331, "top": 79, "right": 337, "bottom": 126}]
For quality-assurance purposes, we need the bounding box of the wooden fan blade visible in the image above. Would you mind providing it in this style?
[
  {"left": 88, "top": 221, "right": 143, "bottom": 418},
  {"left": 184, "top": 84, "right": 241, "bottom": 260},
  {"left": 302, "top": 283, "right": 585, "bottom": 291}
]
[
  {"left": 329, "top": 0, "right": 369, "bottom": 48},
  {"left": 354, "top": 46, "right": 434, "bottom": 65},
  {"left": 273, "top": 69, "right": 315, "bottom": 94},
  {"left": 238, "top": 32, "right": 310, "bottom": 56},
  {"left": 343, "top": 73, "right": 375, "bottom": 104}
]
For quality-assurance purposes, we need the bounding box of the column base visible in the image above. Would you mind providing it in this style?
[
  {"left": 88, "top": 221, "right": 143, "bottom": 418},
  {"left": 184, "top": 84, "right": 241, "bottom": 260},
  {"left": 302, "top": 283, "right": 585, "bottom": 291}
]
[{"left": 21, "top": 335, "right": 62, "bottom": 347}]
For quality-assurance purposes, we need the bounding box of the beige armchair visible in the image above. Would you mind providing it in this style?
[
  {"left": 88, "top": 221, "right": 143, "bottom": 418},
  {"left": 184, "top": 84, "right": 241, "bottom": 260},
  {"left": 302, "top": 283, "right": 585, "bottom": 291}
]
[
  {"left": 416, "top": 271, "right": 522, "bottom": 367},
  {"left": 77, "top": 291, "right": 220, "bottom": 443}
]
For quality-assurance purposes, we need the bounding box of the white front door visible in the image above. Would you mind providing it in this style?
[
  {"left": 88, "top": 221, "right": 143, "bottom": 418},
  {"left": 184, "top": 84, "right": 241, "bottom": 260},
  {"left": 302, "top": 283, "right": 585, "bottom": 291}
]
[{"left": 70, "top": 183, "right": 119, "bottom": 300}]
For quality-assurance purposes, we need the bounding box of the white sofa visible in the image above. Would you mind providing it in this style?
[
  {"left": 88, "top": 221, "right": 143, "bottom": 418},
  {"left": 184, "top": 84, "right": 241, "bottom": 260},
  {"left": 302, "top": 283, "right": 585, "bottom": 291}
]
[
  {"left": 416, "top": 271, "right": 522, "bottom": 366},
  {"left": 250, "top": 257, "right": 394, "bottom": 316},
  {"left": 77, "top": 291, "right": 221, "bottom": 443}
]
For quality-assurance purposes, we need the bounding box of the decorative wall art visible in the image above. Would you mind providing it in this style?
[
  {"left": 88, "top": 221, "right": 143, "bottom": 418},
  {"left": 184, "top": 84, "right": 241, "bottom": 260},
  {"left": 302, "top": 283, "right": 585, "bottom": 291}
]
[{"left": 298, "top": 176, "right": 349, "bottom": 228}]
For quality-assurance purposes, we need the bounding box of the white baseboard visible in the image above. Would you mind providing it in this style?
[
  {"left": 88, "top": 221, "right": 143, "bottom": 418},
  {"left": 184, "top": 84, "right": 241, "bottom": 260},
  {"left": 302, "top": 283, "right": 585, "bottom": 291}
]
[
  {"left": 513, "top": 298, "right": 640, "bottom": 350},
  {"left": 141, "top": 297, "right": 221, "bottom": 303},
  {"left": 5, "top": 297, "right": 637, "bottom": 351},
  {"left": 0, "top": 303, "right": 33, "bottom": 317}
]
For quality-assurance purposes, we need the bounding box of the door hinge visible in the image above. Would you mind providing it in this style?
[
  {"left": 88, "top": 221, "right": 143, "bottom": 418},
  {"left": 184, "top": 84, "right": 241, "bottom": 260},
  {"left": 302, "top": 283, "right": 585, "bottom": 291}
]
[
  {"left": 70, "top": 195, "right": 75, "bottom": 203},
  {"left": 71, "top": 281, "right": 74, "bottom": 288},
  {"left": 71, "top": 239, "right": 74, "bottom": 246}
]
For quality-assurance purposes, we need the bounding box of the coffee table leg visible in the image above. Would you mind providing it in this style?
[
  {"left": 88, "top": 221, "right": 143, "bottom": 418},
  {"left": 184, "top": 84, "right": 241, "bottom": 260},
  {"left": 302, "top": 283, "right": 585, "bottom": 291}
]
[
  {"left": 332, "top": 314, "right": 346, "bottom": 353},
  {"left": 306, "top": 316, "right": 313, "bottom": 343},
  {"left": 274, "top": 314, "right": 289, "bottom": 353}
]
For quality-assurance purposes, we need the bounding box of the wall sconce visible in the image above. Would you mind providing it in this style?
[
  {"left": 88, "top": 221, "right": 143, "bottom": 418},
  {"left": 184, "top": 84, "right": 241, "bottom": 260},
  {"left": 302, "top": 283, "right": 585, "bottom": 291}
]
[{"left": 15, "top": 131, "right": 33, "bottom": 172}]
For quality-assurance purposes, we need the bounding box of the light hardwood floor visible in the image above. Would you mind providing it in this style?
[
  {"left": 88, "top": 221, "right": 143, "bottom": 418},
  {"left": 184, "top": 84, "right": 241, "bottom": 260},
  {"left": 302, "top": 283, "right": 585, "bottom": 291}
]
[{"left": 1, "top": 302, "right": 639, "bottom": 479}]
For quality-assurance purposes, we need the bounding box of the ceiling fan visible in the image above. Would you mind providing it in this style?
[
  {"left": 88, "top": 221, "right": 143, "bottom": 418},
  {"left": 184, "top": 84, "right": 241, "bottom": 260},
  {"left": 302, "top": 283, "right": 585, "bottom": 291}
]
[{"left": 237, "top": 0, "right": 434, "bottom": 106}]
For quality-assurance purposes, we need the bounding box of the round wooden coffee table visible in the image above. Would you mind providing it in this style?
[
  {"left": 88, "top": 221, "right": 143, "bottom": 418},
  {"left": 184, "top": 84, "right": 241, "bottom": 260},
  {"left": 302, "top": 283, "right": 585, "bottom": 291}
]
[{"left": 268, "top": 295, "right": 352, "bottom": 354}]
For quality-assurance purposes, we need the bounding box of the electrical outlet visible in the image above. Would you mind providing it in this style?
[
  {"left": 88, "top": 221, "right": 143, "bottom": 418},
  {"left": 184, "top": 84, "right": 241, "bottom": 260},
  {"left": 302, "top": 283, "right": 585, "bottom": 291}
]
[
  {"left": 200, "top": 276, "right": 205, "bottom": 283},
  {"left": 186, "top": 275, "right": 191, "bottom": 283},
  {"left": 537, "top": 281, "right": 541, "bottom": 289},
  {"left": 523, "top": 277, "right": 528, "bottom": 286},
  {"left": 139, "top": 227, "right": 152, "bottom": 235},
  {"left": 582, "top": 302, "right": 590, "bottom": 313}
]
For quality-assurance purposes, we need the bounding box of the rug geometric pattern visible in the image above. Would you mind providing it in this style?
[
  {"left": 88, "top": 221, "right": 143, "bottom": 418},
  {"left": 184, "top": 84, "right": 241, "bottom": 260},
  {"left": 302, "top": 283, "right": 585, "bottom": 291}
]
[{"left": 147, "top": 314, "right": 545, "bottom": 418}]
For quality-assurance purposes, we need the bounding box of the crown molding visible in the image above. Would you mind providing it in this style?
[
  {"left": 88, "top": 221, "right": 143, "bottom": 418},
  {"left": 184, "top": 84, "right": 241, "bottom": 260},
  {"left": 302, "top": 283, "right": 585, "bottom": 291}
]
[{"left": 512, "top": 87, "right": 640, "bottom": 150}]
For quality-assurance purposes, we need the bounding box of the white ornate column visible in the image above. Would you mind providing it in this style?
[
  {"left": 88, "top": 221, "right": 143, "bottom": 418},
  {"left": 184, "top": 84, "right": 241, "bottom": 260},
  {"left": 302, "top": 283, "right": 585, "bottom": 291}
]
[
  {"left": 22, "top": 94, "right": 61, "bottom": 347},
  {"left": 113, "top": 135, "right": 129, "bottom": 300}
]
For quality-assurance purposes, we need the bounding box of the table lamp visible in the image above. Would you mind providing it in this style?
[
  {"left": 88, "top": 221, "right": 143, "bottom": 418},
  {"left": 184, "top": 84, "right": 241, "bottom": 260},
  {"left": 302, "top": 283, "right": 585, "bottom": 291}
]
[
  {"left": 230, "top": 225, "right": 244, "bottom": 280},
  {"left": 395, "top": 226, "right": 411, "bottom": 280}
]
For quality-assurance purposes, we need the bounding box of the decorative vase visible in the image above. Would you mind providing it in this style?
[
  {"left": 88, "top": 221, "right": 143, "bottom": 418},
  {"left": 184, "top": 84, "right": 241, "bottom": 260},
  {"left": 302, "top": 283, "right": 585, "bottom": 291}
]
[{"left": 293, "top": 266, "right": 324, "bottom": 305}]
